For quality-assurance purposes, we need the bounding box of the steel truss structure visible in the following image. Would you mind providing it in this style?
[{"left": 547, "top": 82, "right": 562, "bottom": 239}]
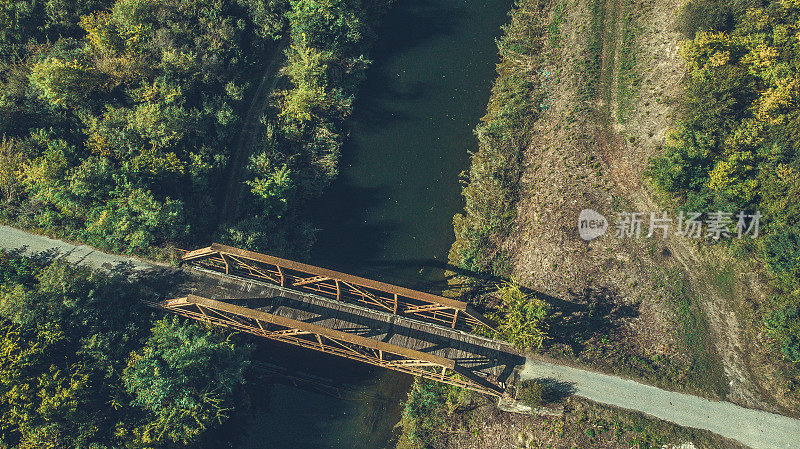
[
  {"left": 181, "top": 243, "right": 494, "bottom": 331},
  {"left": 156, "top": 295, "right": 504, "bottom": 396}
]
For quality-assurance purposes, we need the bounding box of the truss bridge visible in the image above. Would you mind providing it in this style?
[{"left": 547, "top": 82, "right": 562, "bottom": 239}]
[{"left": 154, "top": 244, "right": 524, "bottom": 397}]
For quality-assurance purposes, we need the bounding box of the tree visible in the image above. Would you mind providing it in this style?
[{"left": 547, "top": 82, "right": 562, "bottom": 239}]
[
  {"left": 30, "top": 56, "right": 107, "bottom": 109},
  {"left": 123, "top": 317, "right": 250, "bottom": 446},
  {"left": 246, "top": 151, "right": 293, "bottom": 218},
  {"left": 286, "top": 0, "right": 365, "bottom": 53},
  {"left": 0, "top": 252, "right": 252, "bottom": 448},
  {"left": 493, "top": 282, "right": 548, "bottom": 351}
]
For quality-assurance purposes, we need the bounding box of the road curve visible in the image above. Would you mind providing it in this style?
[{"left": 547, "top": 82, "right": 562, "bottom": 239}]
[
  {"left": 522, "top": 359, "right": 800, "bottom": 449},
  {"left": 1, "top": 224, "right": 799, "bottom": 448}
]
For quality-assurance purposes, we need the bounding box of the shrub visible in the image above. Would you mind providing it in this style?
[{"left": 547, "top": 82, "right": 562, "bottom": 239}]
[
  {"left": 397, "top": 378, "right": 472, "bottom": 449},
  {"left": 765, "top": 302, "right": 800, "bottom": 363},
  {"left": 761, "top": 229, "right": 800, "bottom": 294},
  {"left": 516, "top": 379, "right": 545, "bottom": 407},
  {"left": 494, "top": 282, "right": 549, "bottom": 351}
]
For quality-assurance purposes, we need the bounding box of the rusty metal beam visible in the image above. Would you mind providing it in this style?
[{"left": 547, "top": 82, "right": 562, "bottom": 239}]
[
  {"left": 154, "top": 295, "right": 502, "bottom": 396},
  {"left": 181, "top": 244, "right": 495, "bottom": 331},
  {"left": 292, "top": 275, "right": 331, "bottom": 287},
  {"left": 404, "top": 304, "right": 456, "bottom": 314}
]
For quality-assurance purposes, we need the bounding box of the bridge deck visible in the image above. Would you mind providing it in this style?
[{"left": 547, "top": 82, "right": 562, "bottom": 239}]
[{"left": 181, "top": 267, "right": 523, "bottom": 389}]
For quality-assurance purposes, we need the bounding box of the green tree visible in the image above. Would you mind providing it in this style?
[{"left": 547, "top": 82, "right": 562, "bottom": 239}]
[
  {"left": 123, "top": 317, "right": 251, "bottom": 446},
  {"left": 0, "top": 254, "right": 147, "bottom": 447},
  {"left": 494, "top": 282, "right": 549, "bottom": 351},
  {"left": 286, "top": 0, "right": 365, "bottom": 52},
  {"left": 0, "top": 252, "right": 252, "bottom": 448}
]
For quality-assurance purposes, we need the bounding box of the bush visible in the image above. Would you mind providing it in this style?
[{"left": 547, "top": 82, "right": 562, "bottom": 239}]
[
  {"left": 765, "top": 302, "right": 800, "bottom": 363},
  {"left": 761, "top": 229, "right": 800, "bottom": 294},
  {"left": 677, "top": 0, "right": 740, "bottom": 37},
  {"left": 397, "top": 378, "right": 472, "bottom": 449},
  {"left": 494, "top": 282, "right": 549, "bottom": 351},
  {"left": 516, "top": 379, "right": 545, "bottom": 407}
]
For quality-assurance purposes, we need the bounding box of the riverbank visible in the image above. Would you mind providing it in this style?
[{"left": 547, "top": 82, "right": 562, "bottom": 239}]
[{"left": 448, "top": 0, "right": 788, "bottom": 404}]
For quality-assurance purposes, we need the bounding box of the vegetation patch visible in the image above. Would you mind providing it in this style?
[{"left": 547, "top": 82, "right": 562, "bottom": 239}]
[
  {"left": 648, "top": 0, "right": 800, "bottom": 401},
  {"left": 580, "top": 0, "right": 606, "bottom": 106},
  {"left": 660, "top": 269, "right": 729, "bottom": 397},
  {"left": 396, "top": 378, "right": 474, "bottom": 449},
  {"left": 516, "top": 379, "right": 546, "bottom": 407},
  {"left": 0, "top": 251, "right": 250, "bottom": 448},
  {"left": 0, "top": 0, "right": 388, "bottom": 259},
  {"left": 548, "top": 1, "right": 568, "bottom": 47},
  {"left": 616, "top": 10, "right": 640, "bottom": 123},
  {"left": 397, "top": 384, "right": 742, "bottom": 449}
]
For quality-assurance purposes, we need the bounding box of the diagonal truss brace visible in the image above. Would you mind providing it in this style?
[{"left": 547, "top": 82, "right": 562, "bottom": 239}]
[
  {"left": 152, "top": 295, "right": 503, "bottom": 397},
  {"left": 181, "top": 243, "right": 495, "bottom": 331}
]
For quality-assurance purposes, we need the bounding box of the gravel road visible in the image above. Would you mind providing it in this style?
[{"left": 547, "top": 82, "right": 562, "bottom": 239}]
[
  {"left": 0, "top": 224, "right": 159, "bottom": 272},
  {"left": 522, "top": 359, "right": 800, "bottom": 449}
]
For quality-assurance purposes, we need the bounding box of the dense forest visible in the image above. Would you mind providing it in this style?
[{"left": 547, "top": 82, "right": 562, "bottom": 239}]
[
  {"left": 0, "top": 0, "right": 388, "bottom": 258},
  {"left": 0, "top": 251, "right": 251, "bottom": 448},
  {"left": 649, "top": 0, "right": 800, "bottom": 366},
  {"left": 0, "top": 0, "right": 391, "bottom": 447}
]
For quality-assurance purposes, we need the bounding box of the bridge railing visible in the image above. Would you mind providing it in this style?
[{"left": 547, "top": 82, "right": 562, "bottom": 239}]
[
  {"left": 181, "top": 243, "right": 494, "bottom": 331},
  {"left": 154, "top": 294, "right": 504, "bottom": 396}
]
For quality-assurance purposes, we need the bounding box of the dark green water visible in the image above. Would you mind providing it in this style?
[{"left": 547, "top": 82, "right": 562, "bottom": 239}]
[
  {"left": 311, "top": 0, "right": 511, "bottom": 290},
  {"left": 238, "top": 1, "right": 511, "bottom": 447}
]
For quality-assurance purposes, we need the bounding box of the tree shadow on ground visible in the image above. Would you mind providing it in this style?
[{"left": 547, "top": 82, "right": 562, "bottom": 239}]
[
  {"left": 545, "top": 286, "right": 640, "bottom": 355},
  {"left": 537, "top": 377, "right": 578, "bottom": 403}
]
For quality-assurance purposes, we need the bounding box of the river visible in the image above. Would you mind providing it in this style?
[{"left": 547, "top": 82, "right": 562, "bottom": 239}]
[{"left": 238, "top": 1, "right": 512, "bottom": 448}]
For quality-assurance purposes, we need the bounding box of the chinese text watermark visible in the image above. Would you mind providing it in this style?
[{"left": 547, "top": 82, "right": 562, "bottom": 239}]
[{"left": 578, "top": 209, "right": 761, "bottom": 241}]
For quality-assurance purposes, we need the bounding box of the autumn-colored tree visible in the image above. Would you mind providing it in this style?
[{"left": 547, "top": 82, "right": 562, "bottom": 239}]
[
  {"left": 650, "top": 0, "right": 800, "bottom": 367},
  {"left": 493, "top": 282, "right": 549, "bottom": 351}
]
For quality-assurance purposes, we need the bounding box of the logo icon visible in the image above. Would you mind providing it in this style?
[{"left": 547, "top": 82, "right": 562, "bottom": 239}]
[{"left": 578, "top": 209, "right": 608, "bottom": 241}]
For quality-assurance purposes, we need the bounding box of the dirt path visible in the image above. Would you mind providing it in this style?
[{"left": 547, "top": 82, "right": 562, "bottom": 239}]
[
  {"left": 521, "top": 358, "right": 800, "bottom": 449},
  {"left": 217, "top": 44, "right": 286, "bottom": 228}
]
